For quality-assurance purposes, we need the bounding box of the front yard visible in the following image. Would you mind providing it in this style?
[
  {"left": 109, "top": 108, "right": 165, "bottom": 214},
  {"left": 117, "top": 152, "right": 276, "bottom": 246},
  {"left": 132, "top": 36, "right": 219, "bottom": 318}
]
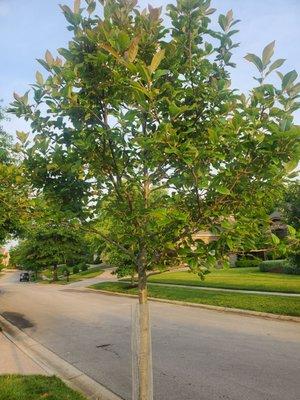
[
  {"left": 40, "top": 266, "right": 103, "bottom": 285},
  {"left": 148, "top": 267, "right": 300, "bottom": 294},
  {"left": 90, "top": 281, "right": 300, "bottom": 316}
]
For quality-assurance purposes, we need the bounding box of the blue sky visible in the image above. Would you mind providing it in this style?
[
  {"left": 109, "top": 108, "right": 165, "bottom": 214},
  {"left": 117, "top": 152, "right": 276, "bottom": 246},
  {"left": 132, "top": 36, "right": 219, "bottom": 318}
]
[{"left": 1, "top": 0, "right": 300, "bottom": 135}]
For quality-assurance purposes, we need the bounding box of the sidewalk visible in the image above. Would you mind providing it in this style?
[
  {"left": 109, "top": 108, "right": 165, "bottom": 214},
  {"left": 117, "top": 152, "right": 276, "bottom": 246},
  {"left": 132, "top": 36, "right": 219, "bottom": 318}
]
[
  {"left": 0, "top": 332, "right": 47, "bottom": 375},
  {"left": 143, "top": 281, "right": 300, "bottom": 297}
]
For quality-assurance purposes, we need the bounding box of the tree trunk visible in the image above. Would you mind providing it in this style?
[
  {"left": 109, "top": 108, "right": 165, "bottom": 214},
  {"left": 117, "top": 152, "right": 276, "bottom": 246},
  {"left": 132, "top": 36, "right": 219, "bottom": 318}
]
[
  {"left": 53, "top": 264, "right": 58, "bottom": 281},
  {"left": 137, "top": 250, "right": 152, "bottom": 400}
]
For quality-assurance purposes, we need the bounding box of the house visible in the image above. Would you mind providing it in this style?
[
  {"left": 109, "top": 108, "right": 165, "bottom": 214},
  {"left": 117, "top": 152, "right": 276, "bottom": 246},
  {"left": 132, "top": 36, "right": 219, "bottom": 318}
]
[{"left": 270, "top": 211, "right": 287, "bottom": 238}]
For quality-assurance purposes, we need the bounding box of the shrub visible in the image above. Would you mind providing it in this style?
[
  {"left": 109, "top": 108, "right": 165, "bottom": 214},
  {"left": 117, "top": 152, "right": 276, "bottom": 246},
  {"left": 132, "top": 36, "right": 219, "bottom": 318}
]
[
  {"left": 235, "top": 259, "right": 261, "bottom": 268},
  {"left": 72, "top": 265, "right": 79, "bottom": 274},
  {"left": 289, "top": 254, "right": 300, "bottom": 267},
  {"left": 259, "top": 260, "right": 289, "bottom": 273},
  {"left": 285, "top": 254, "right": 300, "bottom": 275},
  {"left": 283, "top": 264, "right": 300, "bottom": 275},
  {"left": 80, "top": 263, "right": 88, "bottom": 272}
]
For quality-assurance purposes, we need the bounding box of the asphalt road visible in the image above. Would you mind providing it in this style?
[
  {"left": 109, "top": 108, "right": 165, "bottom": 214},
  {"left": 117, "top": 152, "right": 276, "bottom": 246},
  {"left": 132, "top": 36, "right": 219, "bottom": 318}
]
[{"left": 0, "top": 271, "right": 300, "bottom": 400}]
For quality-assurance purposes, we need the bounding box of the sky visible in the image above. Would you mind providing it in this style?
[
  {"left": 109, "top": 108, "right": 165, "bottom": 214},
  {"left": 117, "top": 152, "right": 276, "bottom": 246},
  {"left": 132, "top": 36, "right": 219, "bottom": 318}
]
[{"left": 0, "top": 0, "right": 300, "bottom": 135}]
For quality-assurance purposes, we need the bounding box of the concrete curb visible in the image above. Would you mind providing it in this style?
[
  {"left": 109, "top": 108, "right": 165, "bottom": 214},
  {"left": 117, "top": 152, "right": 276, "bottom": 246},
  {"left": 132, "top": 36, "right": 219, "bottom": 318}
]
[
  {"left": 87, "top": 288, "right": 300, "bottom": 323},
  {"left": 0, "top": 315, "right": 123, "bottom": 400}
]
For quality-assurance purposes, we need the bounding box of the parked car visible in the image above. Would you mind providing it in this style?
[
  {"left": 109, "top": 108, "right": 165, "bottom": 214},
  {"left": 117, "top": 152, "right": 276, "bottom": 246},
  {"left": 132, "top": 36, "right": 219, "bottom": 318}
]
[{"left": 19, "top": 272, "right": 30, "bottom": 282}]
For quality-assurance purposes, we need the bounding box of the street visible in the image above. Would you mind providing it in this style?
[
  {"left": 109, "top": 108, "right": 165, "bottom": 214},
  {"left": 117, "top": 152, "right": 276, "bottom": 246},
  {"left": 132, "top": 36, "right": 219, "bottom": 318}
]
[{"left": 0, "top": 271, "right": 299, "bottom": 400}]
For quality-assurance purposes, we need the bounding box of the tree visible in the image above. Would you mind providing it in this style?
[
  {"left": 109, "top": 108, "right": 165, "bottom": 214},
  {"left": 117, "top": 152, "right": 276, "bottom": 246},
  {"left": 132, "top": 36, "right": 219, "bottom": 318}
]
[
  {"left": 10, "top": 1, "right": 300, "bottom": 398},
  {"left": 10, "top": 220, "right": 89, "bottom": 281},
  {"left": 0, "top": 104, "right": 29, "bottom": 245},
  {"left": 280, "top": 182, "right": 300, "bottom": 268},
  {"left": 282, "top": 182, "right": 300, "bottom": 230}
]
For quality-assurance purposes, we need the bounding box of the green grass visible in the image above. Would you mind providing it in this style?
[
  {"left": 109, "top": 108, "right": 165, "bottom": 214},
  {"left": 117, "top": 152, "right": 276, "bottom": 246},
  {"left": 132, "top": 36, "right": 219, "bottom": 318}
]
[
  {"left": 90, "top": 281, "right": 300, "bottom": 316},
  {"left": 147, "top": 267, "right": 300, "bottom": 294},
  {"left": 42, "top": 265, "right": 73, "bottom": 279},
  {"left": 0, "top": 375, "right": 86, "bottom": 400},
  {"left": 40, "top": 267, "right": 103, "bottom": 285}
]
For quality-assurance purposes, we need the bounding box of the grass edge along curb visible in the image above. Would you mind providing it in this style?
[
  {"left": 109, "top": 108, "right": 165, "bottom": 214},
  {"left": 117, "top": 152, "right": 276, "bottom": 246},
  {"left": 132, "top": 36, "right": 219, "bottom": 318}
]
[
  {"left": 0, "top": 375, "right": 87, "bottom": 400},
  {"left": 87, "top": 284, "right": 300, "bottom": 323},
  {"left": 0, "top": 315, "right": 123, "bottom": 400}
]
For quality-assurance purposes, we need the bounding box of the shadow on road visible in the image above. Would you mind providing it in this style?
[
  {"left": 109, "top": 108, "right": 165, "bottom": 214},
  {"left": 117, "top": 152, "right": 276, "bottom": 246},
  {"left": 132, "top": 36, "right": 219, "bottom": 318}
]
[{"left": 1, "top": 312, "right": 35, "bottom": 329}]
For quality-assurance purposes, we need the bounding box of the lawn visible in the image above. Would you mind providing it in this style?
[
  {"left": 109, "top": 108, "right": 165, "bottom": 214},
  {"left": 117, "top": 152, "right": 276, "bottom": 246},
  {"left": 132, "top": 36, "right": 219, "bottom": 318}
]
[
  {"left": 40, "top": 266, "right": 103, "bottom": 285},
  {"left": 0, "top": 375, "right": 86, "bottom": 400},
  {"left": 90, "top": 282, "right": 300, "bottom": 316},
  {"left": 147, "top": 267, "right": 300, "bottom": 294}
]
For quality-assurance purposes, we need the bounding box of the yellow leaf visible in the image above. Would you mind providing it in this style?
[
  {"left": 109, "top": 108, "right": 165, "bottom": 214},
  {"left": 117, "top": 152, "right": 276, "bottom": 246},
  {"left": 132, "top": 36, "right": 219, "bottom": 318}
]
[
  {"left": 36, "top": 71, "right": 44, "bottom": 85},
  {"left": 74, "top": 0, "right": 81, "bottom": 14},
  {"left": 99, "top": 43, "right": 120, "bottom": 60},
  {"left": 149, "top": 49, "right": 165, "bottom": 74},
  {"left": 125, "top": 36, "right": 140, "bottom": 63},
  {"left": 45, "top": 50, "right": 54, "bottom": 66}
]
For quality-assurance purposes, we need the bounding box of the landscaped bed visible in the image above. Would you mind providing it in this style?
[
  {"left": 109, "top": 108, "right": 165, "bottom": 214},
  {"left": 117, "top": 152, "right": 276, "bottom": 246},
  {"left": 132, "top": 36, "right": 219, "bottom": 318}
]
[
  {"left": 147, "top": 267, "right": 300, "bottom": 294},
  {"left": 90, "top": 281, "right": 300, "bottom": 316},
  {"left": 0, "top": 375, "right": 86, "bottom": 400}
]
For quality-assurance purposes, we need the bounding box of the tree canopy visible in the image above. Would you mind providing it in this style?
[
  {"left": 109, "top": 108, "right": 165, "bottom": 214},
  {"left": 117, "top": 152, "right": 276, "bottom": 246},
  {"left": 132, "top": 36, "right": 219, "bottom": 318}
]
[
  {"left": 10, "top": 0, "right": 300, "bottom": 284},
  {"left": 0, "top": 105, "right": 30, "bottom": 244}
]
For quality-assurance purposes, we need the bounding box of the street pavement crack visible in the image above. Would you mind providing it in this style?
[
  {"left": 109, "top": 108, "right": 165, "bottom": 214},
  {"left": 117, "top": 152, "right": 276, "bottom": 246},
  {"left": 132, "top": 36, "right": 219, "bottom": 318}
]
[{"left": 96, "top": 343, "right": 120, "bottom": 358}]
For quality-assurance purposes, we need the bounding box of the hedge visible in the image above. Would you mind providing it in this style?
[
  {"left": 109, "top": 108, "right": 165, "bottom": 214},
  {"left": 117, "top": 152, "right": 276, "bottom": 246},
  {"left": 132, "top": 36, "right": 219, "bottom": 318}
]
[
  {"left": 234, "top": 259, "right": 261, "bottom": 268},
  {"left": 259, "top": 259, "right": 300, "bottom": 275}
]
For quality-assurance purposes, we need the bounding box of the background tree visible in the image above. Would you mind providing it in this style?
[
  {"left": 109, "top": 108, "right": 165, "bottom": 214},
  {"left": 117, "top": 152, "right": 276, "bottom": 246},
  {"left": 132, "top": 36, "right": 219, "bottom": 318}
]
[
  {"left": 280, "top": 182, "right": 300, "bottom": 269},
  {"left": 10, "top": 219, "right": 89, "bottom": 281},
  {"left": 282, "top": 182, "right": 300, "bottom": 230},
  {"left": 10, "top": 1, "right": 300, "bottom": 398},
  {"left": 0, "top": 104, "right": 29, "bottom": 245}
]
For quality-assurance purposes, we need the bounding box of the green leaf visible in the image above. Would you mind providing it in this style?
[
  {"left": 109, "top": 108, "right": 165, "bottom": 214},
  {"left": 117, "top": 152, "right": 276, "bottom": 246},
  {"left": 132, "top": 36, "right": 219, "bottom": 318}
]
[
  {"left": 284, "top": 159, "right": 298, "bottom": 173},
  {"left": 226, "top": 237, "right": 234, "bottom": 250},
  {"left": 279, "top": 117, "right": 293, "bottom": 132},
  {"left": 262, "top": 41, "right": 275, "bottom": 66},
  {"left": 153, "top": 69, "right": 168, "bottom": 80},
  {"left": 271, "top": 233, "right": 280, "bottom": 245},
  {"left": 149, "top": 49, "right": 165, "bottom": 74},
  {"left": 276, "top": 71, "right": 284, "bottom": 81},
  {"left": 36, "top": 71, "right": 44, "bottom": 85},
  {"left": 218, "top": 14, "right": 227, "bottom": 31},
  {"left": 168, "top": 103, "right": 181, "bottom": 117},
  {"left": 16, "top": 131, "right": 29, "bottom": 144},
  {"left": 206, "top": 8, "right": 216, "bottom": 16},
  {"left": 244, "top": 53, "right": 264, "bottom": 72},
  {"left": 221, "top": 220, "right": 232, "bottom": 229},
  {"left": 289, "top": 83, "right": 300, "bottom": 96},
  {"left": 216, "top": 186, "right": 231, "bottom": 195},
  {"left": 282, "top": 70, "right": 298, "bottom": 91},
  {"left": 37, "top": 58, "right": 51, "bottom": 72},
  {"left": 60, "top": 5, "right": 73, "bottom": 15},
  {"left": 136, "top": 63, "right": 151, "bottom": 82},
  {"left": 287, "top": 225, "right": 296, "bottom": 236},
  {"left": 87, "top": 1, "right": 96, "bottom": 15},
  {"left": 117, "top": 32, "right": 131, "bottom": 52},
  {"left": 21, "top": 91, "right": 29, "bottom": 105},
  {"left": 267, "top": 58, "right": 285, "bottom": 75}
]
